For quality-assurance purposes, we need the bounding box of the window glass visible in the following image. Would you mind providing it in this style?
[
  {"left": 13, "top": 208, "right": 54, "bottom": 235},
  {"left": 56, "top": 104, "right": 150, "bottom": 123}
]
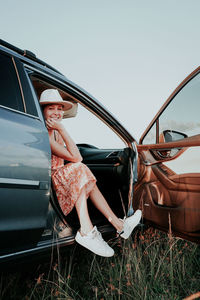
[
  {"left": 18, "top": 64, "right": 38, "bottom": 116},
  {"left": 142, "top": 123, "right": 156, "bottom": 144},
  {"left": 62, "top": 104, "right": 125, "bottom": 149},
  {"left": 159, "top": 73, "right": 200, "bottom": 138},
  {"left": 0, "top": 53, "right": 24, "bottom": 112},
  {"left": 143, "top": 72, "right": 200, "bottom": 144}
]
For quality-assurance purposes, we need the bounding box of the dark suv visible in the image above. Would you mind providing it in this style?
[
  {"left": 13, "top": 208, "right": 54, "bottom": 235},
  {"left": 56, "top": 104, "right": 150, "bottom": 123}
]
[{"left": 0, "top": 39, "right": 199, "bottom": 265}]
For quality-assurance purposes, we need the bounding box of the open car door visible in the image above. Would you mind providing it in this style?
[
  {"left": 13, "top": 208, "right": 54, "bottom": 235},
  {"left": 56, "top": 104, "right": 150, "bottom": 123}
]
[{"left": 134, "top": 67, "right": 200, "bottom": 243}]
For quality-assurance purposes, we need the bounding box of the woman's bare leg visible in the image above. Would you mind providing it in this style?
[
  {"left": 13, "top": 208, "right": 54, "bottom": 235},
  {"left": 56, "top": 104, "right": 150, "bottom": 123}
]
[
  {"left": 89, "top": 184, "right": 123, "bottom": 232},
  {"left": 75, "top": 187, "right": 93, "bottom": 235}
]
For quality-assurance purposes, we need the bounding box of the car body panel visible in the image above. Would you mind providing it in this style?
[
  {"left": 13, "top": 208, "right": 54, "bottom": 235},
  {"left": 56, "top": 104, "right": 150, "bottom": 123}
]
[
  {"left": 0, "top": 51, "right": 51, "bottom": 255},
  {"left": 0, "top": 106, "right": 51, "bottom": 254}
]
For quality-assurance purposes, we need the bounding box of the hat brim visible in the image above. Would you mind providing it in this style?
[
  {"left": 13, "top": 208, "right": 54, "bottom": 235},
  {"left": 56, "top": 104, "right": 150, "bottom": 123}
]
[
  {"left": 63, "top": 103, "right": 78, "bottom": 119},
  {"left": 40, "top": 100, "right": 73, "bottom": 111}
]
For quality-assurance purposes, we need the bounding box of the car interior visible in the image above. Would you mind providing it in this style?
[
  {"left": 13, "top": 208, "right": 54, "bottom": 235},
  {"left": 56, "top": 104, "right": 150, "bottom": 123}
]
[
  {"left": 30, "top": 76, "right": 132, "bottom": 239},
  {"left": 134, "top": 128, "right": 200, "bottom": 240},
  {"left": 135, "top": 147, "right": 200, "bottom": 235}
]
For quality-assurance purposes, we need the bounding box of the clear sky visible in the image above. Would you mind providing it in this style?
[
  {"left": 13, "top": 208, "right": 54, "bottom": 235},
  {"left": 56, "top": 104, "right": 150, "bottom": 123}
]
[{"left": 1, "top": 0, "right": 200, "bottom": 141}]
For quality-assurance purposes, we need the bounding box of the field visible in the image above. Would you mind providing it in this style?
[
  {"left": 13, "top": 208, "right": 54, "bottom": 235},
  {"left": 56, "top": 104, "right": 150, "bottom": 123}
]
[{"left": 0, "top": 227, "right": 199, "bottom": 300}]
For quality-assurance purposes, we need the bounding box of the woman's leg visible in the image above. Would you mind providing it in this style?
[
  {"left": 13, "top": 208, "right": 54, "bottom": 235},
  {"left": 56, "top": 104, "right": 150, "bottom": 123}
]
[
  {"left": 89, "top": 184, "right": 123, "bottom": 232},
  {"left": 75, "top": 186, "right": 93, "bottom": 235},
  {"left": 74, "top": 185, "right": 115, "bottom": 257},
  {"left": 89, "top": 184, "right": 142, "bottom": 239}
]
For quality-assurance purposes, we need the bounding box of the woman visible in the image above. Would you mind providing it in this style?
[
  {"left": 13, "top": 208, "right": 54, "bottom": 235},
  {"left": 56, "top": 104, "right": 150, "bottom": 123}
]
[{"left": 40, "top": 89, "right": 142, "bottom": 257}]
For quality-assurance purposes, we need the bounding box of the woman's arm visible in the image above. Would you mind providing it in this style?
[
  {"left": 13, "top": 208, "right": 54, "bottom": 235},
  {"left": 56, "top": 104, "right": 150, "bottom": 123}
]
[{"left": 46, "top": 119, "right": 82, "bottom": 162}]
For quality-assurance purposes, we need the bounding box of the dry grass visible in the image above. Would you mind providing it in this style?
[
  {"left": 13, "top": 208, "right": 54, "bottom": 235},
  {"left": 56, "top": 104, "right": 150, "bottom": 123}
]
[{"left": 0, "top": 227, "right": 199, "bottom": 299}]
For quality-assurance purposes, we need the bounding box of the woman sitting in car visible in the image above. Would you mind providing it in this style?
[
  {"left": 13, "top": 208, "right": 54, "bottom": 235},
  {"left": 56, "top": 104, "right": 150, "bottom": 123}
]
[{"left": 39, "top": 88, "right": 142, "bottom": 257}]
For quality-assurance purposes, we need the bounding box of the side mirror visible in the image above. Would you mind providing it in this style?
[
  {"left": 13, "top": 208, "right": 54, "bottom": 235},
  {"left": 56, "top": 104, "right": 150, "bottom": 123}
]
[{"left": 159, "top": 130, "right": 188, "bottom": 143}]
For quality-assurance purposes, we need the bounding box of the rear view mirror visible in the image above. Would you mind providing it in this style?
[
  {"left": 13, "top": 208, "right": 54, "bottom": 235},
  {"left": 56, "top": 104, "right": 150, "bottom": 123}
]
[{"left": 159, "top": 130, "right": 188, "bottom": 143}]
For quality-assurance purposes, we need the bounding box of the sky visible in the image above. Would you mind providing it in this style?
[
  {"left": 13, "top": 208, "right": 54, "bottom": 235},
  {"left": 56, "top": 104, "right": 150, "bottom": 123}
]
[{"left": 1, "top": 0, "right": 200, "bottom": 142}]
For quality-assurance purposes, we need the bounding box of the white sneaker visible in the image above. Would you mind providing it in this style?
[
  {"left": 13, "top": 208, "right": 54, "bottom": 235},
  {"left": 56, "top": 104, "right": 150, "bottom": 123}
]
[
  {"left": 75, "top": 226, "right": 114, "bottom": 257},
  {"left": 119, "top": 210, "right": 142, "bottom": 239}
]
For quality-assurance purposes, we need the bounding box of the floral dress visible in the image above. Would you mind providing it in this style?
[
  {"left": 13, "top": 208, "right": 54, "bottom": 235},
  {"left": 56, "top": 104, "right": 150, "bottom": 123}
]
[{"left": 51, "top": 131, "right": 96, "bottom": 216}]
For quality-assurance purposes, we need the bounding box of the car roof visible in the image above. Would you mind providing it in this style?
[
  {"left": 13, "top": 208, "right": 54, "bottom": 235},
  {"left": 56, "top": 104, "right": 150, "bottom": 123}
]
[
  {"left": 0, "top": 39, "right": 62, "bottom": 75},
  {"left": 0, "top": 39, "right": 92, "bottom": 96},
  {"left": 0, "top": 39, "right": 91, "bottom": 99}
]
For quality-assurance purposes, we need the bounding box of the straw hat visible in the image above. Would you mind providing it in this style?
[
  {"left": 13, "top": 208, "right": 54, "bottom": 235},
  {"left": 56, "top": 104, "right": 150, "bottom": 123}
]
[{"left": 39, "top": 89, "right": 73, "bottom": 111}]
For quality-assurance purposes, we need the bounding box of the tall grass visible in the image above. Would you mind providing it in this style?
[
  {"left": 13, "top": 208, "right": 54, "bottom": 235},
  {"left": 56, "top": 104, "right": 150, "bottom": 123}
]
[{"left": 0, "top": 227, "right": 199, "bottom": 299}]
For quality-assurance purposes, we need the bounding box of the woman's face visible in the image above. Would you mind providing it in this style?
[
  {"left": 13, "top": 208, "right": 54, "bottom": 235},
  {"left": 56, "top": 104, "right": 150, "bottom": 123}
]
[{"left": 43, "top": 104, "right": 64, "bottom": 122}]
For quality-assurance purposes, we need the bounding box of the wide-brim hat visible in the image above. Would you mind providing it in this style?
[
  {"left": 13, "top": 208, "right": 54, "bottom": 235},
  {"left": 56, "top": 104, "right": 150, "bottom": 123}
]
[{"left": 39, "top": 89, "right": 73, "bottom": 111}]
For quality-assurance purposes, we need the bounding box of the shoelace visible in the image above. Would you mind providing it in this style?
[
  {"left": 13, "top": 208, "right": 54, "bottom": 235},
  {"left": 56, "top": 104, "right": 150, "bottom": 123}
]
[{"left": 92, "top": 230, "right": 108, "bottom": 246}]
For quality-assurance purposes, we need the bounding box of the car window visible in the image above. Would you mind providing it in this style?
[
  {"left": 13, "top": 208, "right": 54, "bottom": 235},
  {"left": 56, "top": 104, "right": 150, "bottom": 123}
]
[
  {"left": 63, "top": 104, "right": 125, "bottom": 149},
  {"left": 159, "top": 73, "right": 200, "bottom": 138},
  {"left": 18, "top": 64, "right": 38, "bottom": 117},
  {"left": 28, "top": 74, "right": 125, "bottom": 149},
  {"left": 141, "top": 123, "right": 156, "bottom": 144},
  {"left": 0, "top": 53, "right": 24, "bottom": 112},
  {"left": 143, "top": 72, "right": 200, "bottom": 144}
]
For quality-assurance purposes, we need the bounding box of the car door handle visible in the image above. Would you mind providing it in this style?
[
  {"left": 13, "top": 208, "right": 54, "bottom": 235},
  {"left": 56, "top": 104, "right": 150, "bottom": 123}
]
[{"left": 0, "top": 178, "right": 49, "bottom": 190}]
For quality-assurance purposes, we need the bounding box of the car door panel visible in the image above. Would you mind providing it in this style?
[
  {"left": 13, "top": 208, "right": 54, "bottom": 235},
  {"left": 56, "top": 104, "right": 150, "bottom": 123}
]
[
  {"left": 139, "top": 134, "right": 200, "bottom": 151},
  {"left": 135, "top": 164, "right": 200, "bottom": 232},
  {"left": 0, "top": 107, "right": 51, "bottom": 254},
  {"left": 136, "top": 68, "right": 200, "bottom": 241}
]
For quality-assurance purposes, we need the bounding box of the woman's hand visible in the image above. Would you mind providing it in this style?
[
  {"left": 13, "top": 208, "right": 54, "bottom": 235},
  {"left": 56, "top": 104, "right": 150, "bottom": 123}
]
[
  {"left": 47, "top": 118, "right": 82, "bottom": 162},
  {"left": 46, "top": 118, "right": 64, "bottom": 131}
]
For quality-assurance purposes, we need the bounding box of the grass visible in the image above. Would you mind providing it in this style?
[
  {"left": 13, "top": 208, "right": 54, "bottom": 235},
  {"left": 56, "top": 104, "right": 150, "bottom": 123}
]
[{"left": 0, "top": 227, "right": 199, "bottom": 300}]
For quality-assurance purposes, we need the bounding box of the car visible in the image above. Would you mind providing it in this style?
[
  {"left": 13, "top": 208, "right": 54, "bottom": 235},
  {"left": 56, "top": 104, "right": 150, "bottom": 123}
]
[{"left": 0, "top": 39, "right": 199, "bottom": 266}]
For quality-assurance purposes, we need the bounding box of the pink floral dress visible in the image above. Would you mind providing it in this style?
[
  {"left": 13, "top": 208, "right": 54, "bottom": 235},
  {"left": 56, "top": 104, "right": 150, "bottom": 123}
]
[{"left": 51, "top": 131, "right": 96, "bottom": 216}]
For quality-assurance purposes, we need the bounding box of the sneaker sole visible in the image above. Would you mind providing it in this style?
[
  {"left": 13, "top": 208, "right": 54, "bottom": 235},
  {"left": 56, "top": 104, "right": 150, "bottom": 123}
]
[{"left": 75, "top": 234, "right": 114, "bottom": 257}]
